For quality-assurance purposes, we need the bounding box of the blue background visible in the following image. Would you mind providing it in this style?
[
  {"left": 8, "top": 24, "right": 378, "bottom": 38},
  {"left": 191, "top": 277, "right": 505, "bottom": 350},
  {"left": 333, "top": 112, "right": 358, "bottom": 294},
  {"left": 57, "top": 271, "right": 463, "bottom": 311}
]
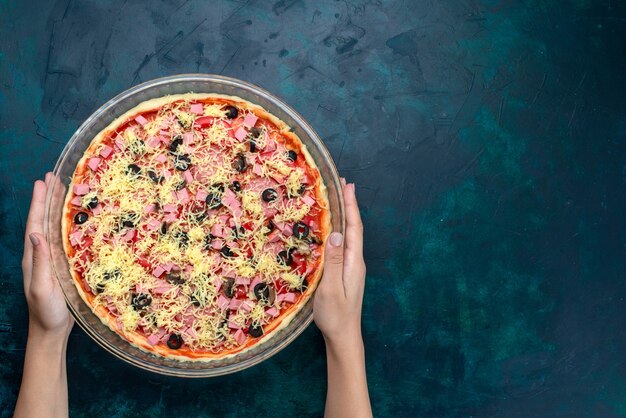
[{"left": 1, "top": 0, "right": 625, "bottom": 417}]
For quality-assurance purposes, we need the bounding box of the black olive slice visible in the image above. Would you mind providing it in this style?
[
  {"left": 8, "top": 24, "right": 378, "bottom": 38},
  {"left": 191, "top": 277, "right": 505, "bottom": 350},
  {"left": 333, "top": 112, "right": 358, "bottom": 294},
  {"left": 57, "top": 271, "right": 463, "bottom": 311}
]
[
  {"left": 233, "top": 226, "right": 246, "bottom": 240},
  {"left": 103, "top": 269, "right": 121, "bottom": 282},
  {"left": 248, "top": 323, "right": 263, "bottom": 338},
  {"left": 223, "top": 278, "right": 236, "bottom": 298},
  {"left": 174, "top": 231, "right": 189, "bottom": 248},
  {"left": 132, "top": 293, "right": 152, "bottom": 310},
  {"left": 174, "top": 154, "right": 191, "bottom": 171},
  {"left": 126, "top": 164, "right": 141, "bottom": 176},
  {"left": 249, "top": 128, "right": 261, "bottom": 152},
  {"left": 293, "top": 221, "right": 309, "bottom": 239},
  {"left": 277, "top": 249, "right": 294, "bottom": 266},
  {"left": 230, "top": 181, "right": 241, "bottom": 192},
  {"left": 169, "top": 136, "right": 183, "bottom": 154},
  {"left": 147, "top": 169, "right": 164, "bottom": 184},
  {"left": 167, "top": 333, "right": 183, "bottom": 349},
  {"left": 225, "top": 105, "right": 238, "bottom": 119},
  {"left": 253, "top": 283, "right": 270, "bottom": 301},
  {"left": 84, "top": 195, "right": 98, "bottom": 209},
  {"left": 220, "top": 246, "right": 234, "bottom": 258},
  {"left": 122, "top": 213, "right": 138, "bottom": 228},
  {"left": 165, "top": 271, "right": 184, "bottom": 285},
  {"left": 234, "top": 153, "right": 247, "bottom": 172},
  {"left": 74, "top": 212, "right": 88, "bottom": 224},
  {"left": 205, "top": 193, "right": 222, "bottom": 209},
  {"left": 262, "top": 188, "right": 278, "bottom": 202}
]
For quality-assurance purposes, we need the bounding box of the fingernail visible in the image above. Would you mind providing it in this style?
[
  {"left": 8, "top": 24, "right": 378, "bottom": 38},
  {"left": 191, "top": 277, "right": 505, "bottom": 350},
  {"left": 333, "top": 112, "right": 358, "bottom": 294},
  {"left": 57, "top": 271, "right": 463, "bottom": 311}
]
[
  {"left": 340, "top": 177, "right": 346, "bottom": 187},
  {"left": 349, "top": 183, "right": 356, "bottom": 194},
  {"left": 29, "top": 233, "right": 40, "bottom": 246},
  {"left": 329, "top": 232, "right": 343, "bottom": 247}
]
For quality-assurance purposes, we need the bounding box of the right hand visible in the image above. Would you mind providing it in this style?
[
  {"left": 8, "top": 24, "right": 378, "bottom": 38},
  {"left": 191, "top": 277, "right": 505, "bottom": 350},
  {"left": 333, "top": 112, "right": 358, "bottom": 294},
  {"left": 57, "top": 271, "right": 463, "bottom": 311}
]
[
  {"left": 22, "top": 173, "right": 74, "bottom": 341},
  {"left": 314, "top": 180, "right": 366, "bottom": 347}
]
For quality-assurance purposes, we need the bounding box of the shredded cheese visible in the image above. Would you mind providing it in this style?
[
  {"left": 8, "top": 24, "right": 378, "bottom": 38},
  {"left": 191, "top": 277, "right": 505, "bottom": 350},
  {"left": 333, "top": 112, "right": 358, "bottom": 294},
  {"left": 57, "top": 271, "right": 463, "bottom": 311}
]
[{"left": 66, "top": 97, "right": 325, "bottom": 354}]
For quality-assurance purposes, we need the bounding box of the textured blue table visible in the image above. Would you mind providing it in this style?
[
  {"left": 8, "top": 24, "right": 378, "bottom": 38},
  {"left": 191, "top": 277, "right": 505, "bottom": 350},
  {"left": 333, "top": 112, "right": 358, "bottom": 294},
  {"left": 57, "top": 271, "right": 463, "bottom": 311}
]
[{"left": 1, "top": 1, "right": 625, "bottom": 417}]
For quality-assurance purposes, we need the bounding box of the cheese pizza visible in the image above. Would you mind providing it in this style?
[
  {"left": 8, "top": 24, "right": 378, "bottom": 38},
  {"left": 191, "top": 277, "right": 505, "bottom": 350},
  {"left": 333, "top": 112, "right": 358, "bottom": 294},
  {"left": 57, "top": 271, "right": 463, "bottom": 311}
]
[{"left": 62, "top": 93, "right": 330, "bottom": 361}]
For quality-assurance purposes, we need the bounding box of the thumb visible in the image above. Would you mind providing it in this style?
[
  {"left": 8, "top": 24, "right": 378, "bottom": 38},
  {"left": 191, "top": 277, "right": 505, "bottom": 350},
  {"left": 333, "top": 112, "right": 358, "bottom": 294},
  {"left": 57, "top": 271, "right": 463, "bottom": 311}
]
[
  {"left": 322, "top": 232, "right": 345, "bottom": 287},
  {"left": 29, "top": 233, "right": 51, "bottom": 285}
]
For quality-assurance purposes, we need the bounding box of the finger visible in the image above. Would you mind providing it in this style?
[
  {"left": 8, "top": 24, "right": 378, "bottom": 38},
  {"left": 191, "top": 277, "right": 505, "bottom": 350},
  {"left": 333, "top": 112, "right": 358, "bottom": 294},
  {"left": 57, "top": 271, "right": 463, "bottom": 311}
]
[
  {"left": 45, "top": 172, "right": 52, "bottom": 186},
  {"left": 343, "top": 183, "right": 363, "bottom": 254},
  {"left": 340, "top": 177, "right": 346, "bottom": 187},
  {"left": 342, "top": 183, "right": 365, "bottom": 299},
  {"left": 320, "top": 232, "right": 346, "bottom": 297},
  {"left": 23, "top": 180, "right": 47, "bottom": 284},
  {"left": 29, "top": 232, "right": 53, "bottom": 288}
]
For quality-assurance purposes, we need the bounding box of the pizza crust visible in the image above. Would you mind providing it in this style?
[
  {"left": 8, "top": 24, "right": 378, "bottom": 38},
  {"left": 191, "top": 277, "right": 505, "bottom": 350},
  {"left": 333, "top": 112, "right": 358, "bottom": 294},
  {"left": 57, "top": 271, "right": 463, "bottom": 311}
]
[{"left": 62, "top": 93, "right": 331, "bottom": 362}]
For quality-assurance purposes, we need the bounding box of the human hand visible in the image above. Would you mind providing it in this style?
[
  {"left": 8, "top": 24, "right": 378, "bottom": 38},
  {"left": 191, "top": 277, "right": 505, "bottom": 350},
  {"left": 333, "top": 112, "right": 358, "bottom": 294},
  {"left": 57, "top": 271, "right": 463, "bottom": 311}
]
[
  {"left": 314, "top": 180, "right": 372, "bottom": 418},
  {"left": 314, "top": 179, "right": 366, "bottom": 349},
  {"left": 22, "top": 173, "right": 74, "bottom": 341},
  {"left": 15, "top": 176, "right": 73, "bottom": 418}
]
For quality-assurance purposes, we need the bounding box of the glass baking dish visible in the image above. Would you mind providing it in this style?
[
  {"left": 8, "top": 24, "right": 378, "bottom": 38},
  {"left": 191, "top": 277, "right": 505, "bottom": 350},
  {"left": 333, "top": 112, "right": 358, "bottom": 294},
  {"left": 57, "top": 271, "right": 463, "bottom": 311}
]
[{"left": 44, "top": 74, "right": 345, "bottom": 377}]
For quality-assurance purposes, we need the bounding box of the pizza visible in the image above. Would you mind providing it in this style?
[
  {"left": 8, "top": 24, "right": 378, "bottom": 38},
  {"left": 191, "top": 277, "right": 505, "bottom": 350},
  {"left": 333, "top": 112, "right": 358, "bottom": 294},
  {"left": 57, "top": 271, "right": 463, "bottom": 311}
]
[{"left": 62, "top": 93, "right": 330, "bottom": 361}]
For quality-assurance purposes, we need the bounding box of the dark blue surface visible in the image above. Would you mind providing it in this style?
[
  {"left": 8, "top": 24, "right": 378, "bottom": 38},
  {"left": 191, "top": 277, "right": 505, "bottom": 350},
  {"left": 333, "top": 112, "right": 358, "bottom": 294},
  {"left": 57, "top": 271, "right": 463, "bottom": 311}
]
[{"left": 1, "top": 0, "right": 626, "bottom": 417}]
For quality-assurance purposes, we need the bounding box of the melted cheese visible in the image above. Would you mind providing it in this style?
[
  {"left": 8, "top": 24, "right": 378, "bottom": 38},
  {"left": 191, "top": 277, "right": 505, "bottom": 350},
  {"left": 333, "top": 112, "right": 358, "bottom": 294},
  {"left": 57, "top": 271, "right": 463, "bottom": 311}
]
[
  {"left": 241, "top": 191, "right": 263, "bottom": 217},
  {"left": 67, "top": 97, "right": 324, "bottom": 353},
  {"left": 286, "top": 169, "right": 304, "bottom": 196},
  {"left": 203, "top": 104, "right": 228, "bottom": 117},
  {"left": 274, "top": 200, "right": 311, "bottom": 223},
  {"left": 282, "top": 272, "right": 305, "bottom": 289}
]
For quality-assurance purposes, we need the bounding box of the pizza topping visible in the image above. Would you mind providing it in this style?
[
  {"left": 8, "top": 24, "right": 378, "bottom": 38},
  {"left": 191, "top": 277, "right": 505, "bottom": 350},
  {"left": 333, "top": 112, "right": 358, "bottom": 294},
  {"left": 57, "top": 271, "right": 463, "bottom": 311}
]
[
  {"left": 126, "top": 164, "right": 141, "bottom": 176},
  {"left": 190, "top": 103, "right": 203, "bottom": 115},
  {"left": 176, "top": 111, "right": 194, "bottom": 129},
  {"left": 167, "top": 333, "right": 184, "bottom": 349},
  {"left": 260, "top": 188, "right": 278, "bottom": 203},
  {"left": 220, "top": 246, "right": 234, "bottom": 258},
  {"left": 248, "top": 127, "right": 262, "bottom": 152},
  {"left": 147, "top": 169, "right": 164, "bottom": 184},
  {"left": 279, "top": 292, "right": 297, "bottom": 304},
  {"left": 87, "top": 157, "right": 102, "bottom": 172},
  {"left": 253, "top": 282, "right": 270, "bottom": 301},
  {"left": 122, "top": 213, "right": 139, "bottom": 229},
  {"left": 205, "top": 192, "right": 222, "bottom": 209},
  {"left": 73, "top": 183, "right": 90, "bottom": 195},
  {"left": 132, "top": 293, "right": 152, "bottom": 310},
  {"left": 174, "top": 154, "right": 191, "bottom": 171},
  {"left": 66, "top": 96, "right": 326, "bottom": 355},
  {"left": 242, "top": 113, "right": 258, "bottom": 128},
  {"left": 81, "top": 193, "right": 99, "bottom": 209},
  {"left": 223, "top": 277, "right": 236, "bottom": 298},
  {"left": 230, "top": 181, "right": 241, "bottom": 192},
  {"left": 292, "top": 221, "right": 310, "bottom": 239},
  {"left": 224, "top": 105, "right": 238, "bottom": 119},
  {"left": 233, "top": 153, "right": 247, "bottom": 173},
  {"left": 248, "top": 323, "right": 263, "bottom": 338},
  {"left": 74, "top": 212, "right": 89, "bottom": 225},
  {"left": 277, "top": 249, "right": 294, "bottom": 266},
  {"left": 100, "top": 145, "right": 113, "bottom": 158},
  {"left": 135, "top": 115, "right": 149, "bottom": 126},
  {"left": 169, "top": 136, "right": 183, "bottom": 153}
]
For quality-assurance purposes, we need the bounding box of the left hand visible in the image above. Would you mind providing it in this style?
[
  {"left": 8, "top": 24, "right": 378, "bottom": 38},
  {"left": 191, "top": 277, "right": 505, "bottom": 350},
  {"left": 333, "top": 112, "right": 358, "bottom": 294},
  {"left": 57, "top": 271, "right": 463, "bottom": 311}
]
[{"left": 22, "top": 173, "right": 74, "bottom": 340}]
